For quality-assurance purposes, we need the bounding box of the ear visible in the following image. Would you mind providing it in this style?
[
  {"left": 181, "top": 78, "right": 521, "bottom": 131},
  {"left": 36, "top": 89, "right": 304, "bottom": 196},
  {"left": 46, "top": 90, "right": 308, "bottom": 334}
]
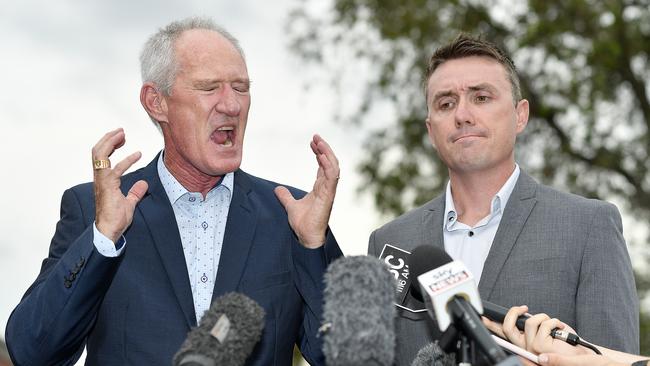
[
  {"left": 514, "top": 99, "right": 529, "bottom": 134},
  {"left": 140, "top": 83, "right": 169, "bottom": 124},
  {"left": 425, "top": 117, "right": 438, "bottom": 150}
]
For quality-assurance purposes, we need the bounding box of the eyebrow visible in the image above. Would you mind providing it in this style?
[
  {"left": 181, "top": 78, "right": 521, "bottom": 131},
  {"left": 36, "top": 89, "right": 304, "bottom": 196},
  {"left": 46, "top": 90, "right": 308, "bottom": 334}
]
[
  {"left": 431, "top": 83, "right": 497, "bottom": 103},
  {"left": 193, "top": 78, "right": 251, "bottom": 88},
  {"left": 431, "top": 90, "right": 457, "bottom": 103},
  {"left": 467, "top": 83, "right": 497, "bottom": 93}
]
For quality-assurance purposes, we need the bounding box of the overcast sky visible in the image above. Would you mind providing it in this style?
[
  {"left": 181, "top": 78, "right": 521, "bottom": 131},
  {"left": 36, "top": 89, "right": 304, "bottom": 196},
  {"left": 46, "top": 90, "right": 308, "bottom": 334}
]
[
  {"left": 0, "top": 0, "right": 386, "bottom": 353},
  {"left": 2, "top": 2, "right": 647, "bottom": 364}
]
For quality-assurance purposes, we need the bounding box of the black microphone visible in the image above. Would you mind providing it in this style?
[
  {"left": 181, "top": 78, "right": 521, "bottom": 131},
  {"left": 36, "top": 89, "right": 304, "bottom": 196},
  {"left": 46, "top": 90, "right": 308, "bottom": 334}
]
[
  {"left": 482, "top": 300, "right": 529, "bottom": 331},
  {"left": 409, "top": 245, "right": 514, "bottom": 365},
  {"left": 321, "top": 255, "right": 396, "bottom": 366},
  {"left": 410, "top": 342, "right": 456, "bottom": 366},
  {"left": 482, "top": 300, "right": 586, "bottom": 350},
  {"left": 173, "top": 292, "right": 265, "bottom": 366}
]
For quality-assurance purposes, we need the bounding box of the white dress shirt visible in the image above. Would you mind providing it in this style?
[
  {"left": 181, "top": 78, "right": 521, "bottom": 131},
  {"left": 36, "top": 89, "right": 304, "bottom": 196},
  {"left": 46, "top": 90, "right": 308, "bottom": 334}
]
[{"left": 443, "top": 165, "right": 520, "bottom": 283}]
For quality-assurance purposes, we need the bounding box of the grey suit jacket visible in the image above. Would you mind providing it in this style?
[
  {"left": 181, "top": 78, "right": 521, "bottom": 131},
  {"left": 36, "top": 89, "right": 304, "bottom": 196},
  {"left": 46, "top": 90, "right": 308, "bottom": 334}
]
[{"left": 368, "top": 172, "right": 639, "bottom": 365}]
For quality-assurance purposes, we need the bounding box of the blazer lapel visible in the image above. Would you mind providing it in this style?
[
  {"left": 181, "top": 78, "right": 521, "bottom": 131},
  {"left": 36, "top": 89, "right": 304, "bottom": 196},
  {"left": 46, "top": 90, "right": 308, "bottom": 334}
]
[
  {"left": 478, "top": 172, "right": 538, "bottom": 300},
  {"left": 422, "top": 195, "right": 446, "bottom": 250},
  {"left": 135, "top": 155, "right": 197, "bottom": 328},
  {"left": 211, "top": 170, "right": 258, "bottom": 301}
]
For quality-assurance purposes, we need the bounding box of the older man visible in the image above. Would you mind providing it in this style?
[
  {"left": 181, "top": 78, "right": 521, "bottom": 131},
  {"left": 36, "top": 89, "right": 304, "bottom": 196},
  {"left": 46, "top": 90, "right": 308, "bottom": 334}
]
[
  {"left": 368, "top": 35, "right": 638, "bottom": 365},
  {"left": 6, "top": 17, "right": 342, "bottom": 365}
]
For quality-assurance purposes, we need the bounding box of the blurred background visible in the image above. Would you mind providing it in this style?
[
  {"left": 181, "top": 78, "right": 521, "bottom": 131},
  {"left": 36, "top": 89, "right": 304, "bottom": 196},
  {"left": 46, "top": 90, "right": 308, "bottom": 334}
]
[{"left": 1, "top": 0, "right": 648, "bottom": 364}]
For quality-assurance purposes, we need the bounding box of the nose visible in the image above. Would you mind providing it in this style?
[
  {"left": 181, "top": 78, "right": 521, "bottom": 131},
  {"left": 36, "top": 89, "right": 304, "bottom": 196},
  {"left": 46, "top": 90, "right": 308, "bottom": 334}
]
[
  {"left": 454, "top": 98, "right": 474, "bottom": 128},
  {"left": 215, "top": 85, "right": 241, "bottom": 116}
]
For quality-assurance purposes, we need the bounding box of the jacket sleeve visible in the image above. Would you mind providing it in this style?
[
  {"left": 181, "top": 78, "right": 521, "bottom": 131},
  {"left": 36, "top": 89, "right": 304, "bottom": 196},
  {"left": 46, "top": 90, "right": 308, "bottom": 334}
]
[
  {"left": 5, "top": 187, "right": 122, "bottom": 366},
  {"left": 291, "top": 229, "right": 343, "bottom": 366},
  {"left": 575, "top": 201, "right": 639, "bottom": 354}
]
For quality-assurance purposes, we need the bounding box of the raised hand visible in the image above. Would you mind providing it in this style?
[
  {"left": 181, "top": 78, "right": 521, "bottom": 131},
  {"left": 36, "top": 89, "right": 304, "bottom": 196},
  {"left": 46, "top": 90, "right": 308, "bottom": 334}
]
[
  {"left": 93, "top": 128, "right": 148, "bottom": 243},
  {"left": 274, "top": 134, "right": 339, "bottom": 249}
]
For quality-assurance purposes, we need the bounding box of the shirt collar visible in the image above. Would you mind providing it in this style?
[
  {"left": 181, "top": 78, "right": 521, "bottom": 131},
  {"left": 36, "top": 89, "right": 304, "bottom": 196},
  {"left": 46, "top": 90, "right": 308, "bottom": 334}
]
[
  {"left": 157, "top": 151, "right": 234, "bottom": 205},
  {"left": 444, "top": 164, "right": 520, "bottom": 227}
]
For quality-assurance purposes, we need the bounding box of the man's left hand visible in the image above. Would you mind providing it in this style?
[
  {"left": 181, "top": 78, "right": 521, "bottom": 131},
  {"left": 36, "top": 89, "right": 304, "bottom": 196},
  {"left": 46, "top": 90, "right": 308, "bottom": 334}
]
[{"left": 275, "top": 134, "right": 340, "bottom": 249}]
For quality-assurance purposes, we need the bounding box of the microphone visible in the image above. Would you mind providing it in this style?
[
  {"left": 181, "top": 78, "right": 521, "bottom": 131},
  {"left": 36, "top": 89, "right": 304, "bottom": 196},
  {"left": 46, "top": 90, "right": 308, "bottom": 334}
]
[
  {"left": 321, "top": 255, "right": 396, "bottom": 366},
  {"left": 173, "top": 292, "right": 265, "bottom": 366},
  {"left": 482, "top": 300, "right": 587, "bottom": 350},
  {"left": 482, "top": 300, "right": 529, "bottom": 331},
  {"left": 410, "top": 342, "right": 456, "bottom": 366},
  {"left": 409, "top": 245, "right": 513, "bottom": 365}
]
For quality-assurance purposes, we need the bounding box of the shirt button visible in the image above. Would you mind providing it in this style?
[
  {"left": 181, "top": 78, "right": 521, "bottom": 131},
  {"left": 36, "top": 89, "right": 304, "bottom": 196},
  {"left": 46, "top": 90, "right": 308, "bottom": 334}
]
[
  {"left": 468, "top": 231, "right": 474, "bottom": 237},
  {"left": 189, "top": 196, "right": 196, "bottom": 202},
  {"left": 201, "top": 222, "right": 208, "bottom": 230}
]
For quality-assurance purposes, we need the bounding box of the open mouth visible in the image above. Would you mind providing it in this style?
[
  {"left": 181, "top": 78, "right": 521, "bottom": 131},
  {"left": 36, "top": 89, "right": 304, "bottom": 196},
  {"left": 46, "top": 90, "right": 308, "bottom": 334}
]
[{"left": 212, "top": 126, "right": 235, "bottom": 147}]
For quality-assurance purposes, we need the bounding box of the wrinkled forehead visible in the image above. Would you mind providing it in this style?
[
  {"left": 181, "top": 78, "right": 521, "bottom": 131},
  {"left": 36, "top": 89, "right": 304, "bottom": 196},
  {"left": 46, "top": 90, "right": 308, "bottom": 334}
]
[
  {"left": 174, "top": 29, "right": 248, "bottom": 72},
  {"left": 426, "top": 56, "right": 511, "bottom": 98}
]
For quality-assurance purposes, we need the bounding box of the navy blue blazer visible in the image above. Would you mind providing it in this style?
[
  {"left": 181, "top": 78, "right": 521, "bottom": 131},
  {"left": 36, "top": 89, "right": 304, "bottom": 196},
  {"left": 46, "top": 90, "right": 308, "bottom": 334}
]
[{"left": 6, "top": 155, "right": 343, "bottom": 365}]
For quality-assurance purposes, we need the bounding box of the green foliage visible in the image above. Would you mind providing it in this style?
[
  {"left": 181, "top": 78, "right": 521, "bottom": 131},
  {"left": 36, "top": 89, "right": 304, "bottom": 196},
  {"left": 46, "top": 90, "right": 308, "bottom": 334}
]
[
  {"left": 288, "top": 0, "right": 649, "bottom": 217},
  {"left": 289, "top": 0, "right": 650, "bottom": 354}
]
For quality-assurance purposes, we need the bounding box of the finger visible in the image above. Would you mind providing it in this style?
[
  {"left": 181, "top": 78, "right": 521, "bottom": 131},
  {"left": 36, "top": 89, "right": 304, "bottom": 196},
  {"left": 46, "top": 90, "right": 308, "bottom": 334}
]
[
  {"left": 538, "top": 353, "right": 582, "bottom": 366},
  {"left": 309, "top": 140, "right": 327, "bottom": 181},
  {"left": 524, "top": 313, "right": 550, "bottom": 352},
  {"left": 274, "top": 186, "right": 296, "bottom": 210},
  {"left": 312, "top": 134, "right": 340, "bottom": 169},
  {"left": 482, "top": 316, "right": 506, "bottom": 339},
  {"left": 316, "top": 153, "right": 339, "bottom": 184},
  {"left": 312, "top": 137, "right": 340, "bottom": 181},
  {"left": 92, "top": 128, "right": 123, "bottom": 152},
  {"left": 112, "top": 151, "right": 143, "bottom": 177},
  {"left": 92, "top": 128, "right": 125, "bottom": 160},
  {"left": 538, "top": 353, "right": 557, "bottom": 366},
  {"left": 502, "top": 305, "right": 527, "bottom": 346},
  {"left": 537, "top": 317, "right": 564, "bottom": 339},
  {"left": 126, "top": 180, "right": 149, "bottom": 207}
]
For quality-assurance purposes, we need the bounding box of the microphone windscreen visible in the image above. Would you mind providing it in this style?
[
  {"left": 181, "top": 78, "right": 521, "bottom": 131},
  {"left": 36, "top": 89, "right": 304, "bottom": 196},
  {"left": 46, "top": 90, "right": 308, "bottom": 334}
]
[
  {"left": 323, "top": 255, "right": 396, "bottom": 366},
  {"left": 410, "top": 342, "right": 456, "bottom": 366},
  {"left": 408, "top": 246, "right": 453, "bottom": 301},
  {"left": 173, "top": 292, "right": 265, "bottom": 366}
]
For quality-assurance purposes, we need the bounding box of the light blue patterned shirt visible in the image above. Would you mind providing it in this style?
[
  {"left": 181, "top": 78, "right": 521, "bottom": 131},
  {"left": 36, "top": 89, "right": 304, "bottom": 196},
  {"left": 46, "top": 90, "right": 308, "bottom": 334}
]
[
  {"left": 92, "top": 152, "right": 234, "bottom": 323},
  {"left": 157, "top": 153, "right": 234, "bottom": 323}
]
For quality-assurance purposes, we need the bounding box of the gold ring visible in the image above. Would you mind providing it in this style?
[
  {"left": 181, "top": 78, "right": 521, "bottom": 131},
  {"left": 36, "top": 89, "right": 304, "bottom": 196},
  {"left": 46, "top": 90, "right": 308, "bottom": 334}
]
[{"left": 93, "top": 159, "right": 111, "bottom": 170}]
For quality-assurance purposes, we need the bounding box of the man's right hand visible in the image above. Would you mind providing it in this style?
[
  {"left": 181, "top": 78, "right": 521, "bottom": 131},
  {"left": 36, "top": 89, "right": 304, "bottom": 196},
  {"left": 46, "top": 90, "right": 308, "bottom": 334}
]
[{"left": 93, "top": 128, "right": 148, "bottom": 243}]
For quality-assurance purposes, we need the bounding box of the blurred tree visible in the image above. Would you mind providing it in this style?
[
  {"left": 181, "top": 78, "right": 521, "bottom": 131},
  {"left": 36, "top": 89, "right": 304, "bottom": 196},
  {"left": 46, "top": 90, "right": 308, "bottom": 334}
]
[{"left": 288, "top": 0, "right": 650, "bottom": 353}]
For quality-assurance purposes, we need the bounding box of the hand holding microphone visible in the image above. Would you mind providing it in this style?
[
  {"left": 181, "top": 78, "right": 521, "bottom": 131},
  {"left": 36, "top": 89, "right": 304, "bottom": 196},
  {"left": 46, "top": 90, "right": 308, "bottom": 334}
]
[{"left": 483, "top": 305, "right": 602, "bottom": 360}]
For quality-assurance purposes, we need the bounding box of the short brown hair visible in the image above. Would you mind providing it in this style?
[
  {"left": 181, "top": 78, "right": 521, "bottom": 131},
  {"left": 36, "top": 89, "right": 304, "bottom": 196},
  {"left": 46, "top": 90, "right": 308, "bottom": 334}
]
[{"left": 424, "top": 34, "right": 522, "bottom": 103}]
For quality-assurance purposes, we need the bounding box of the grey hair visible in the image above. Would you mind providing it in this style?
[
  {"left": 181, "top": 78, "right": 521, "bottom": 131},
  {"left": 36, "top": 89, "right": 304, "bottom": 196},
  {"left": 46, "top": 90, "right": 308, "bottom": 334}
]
[{"left": 140, "top": 16, "right": 245, "bottom": 97}]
